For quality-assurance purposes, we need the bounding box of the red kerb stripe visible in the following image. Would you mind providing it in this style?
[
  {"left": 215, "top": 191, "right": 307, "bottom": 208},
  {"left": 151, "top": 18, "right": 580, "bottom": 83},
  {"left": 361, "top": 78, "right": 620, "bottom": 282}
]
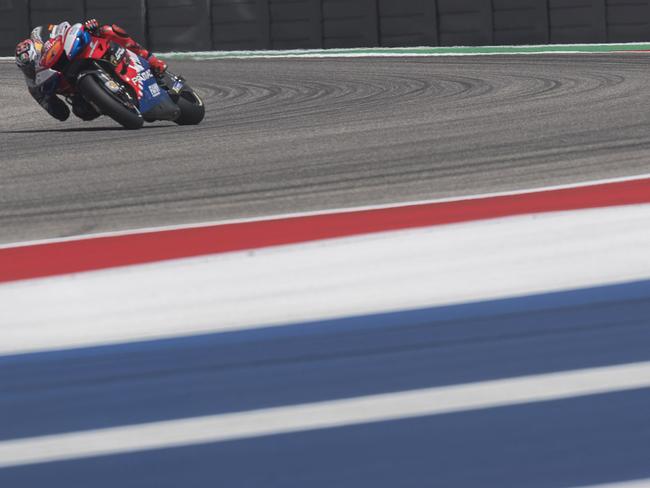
[{"left": 1, "top": 178, "right": 649, "bottom": 283}]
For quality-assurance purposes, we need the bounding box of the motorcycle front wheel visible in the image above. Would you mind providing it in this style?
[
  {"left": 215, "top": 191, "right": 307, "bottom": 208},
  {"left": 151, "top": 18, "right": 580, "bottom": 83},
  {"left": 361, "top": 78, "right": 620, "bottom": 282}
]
[
  {"left": 174, "top": 89, "right": 205, "bottom": 126},
  {"left": 78, "top": 75, "right": 144, "bottom": 130}
]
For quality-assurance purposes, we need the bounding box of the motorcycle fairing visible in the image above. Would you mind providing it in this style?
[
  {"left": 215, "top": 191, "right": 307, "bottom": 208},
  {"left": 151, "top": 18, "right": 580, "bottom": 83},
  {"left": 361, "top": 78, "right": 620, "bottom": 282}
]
[
  {"left": 76, "top": 36, "right": 173, "bottom": 117},
  {"left": 63, "top": 23, "right": 91, "bottom": 60},
  {"left": 119, "top": 53, "right": 173, "bottom": 116},
  {"left": 40, "top": 37, "right": 64, "bottom": 70}
]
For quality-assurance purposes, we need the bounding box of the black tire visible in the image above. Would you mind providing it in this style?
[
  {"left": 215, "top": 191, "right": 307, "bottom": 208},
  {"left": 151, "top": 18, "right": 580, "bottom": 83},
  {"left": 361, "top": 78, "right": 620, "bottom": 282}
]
[
  {"left": 78, "top": 75, "right": 144, "bottom": 130},
  {"left": 174, "top": 89, "right": 205, "bottom": 126}
]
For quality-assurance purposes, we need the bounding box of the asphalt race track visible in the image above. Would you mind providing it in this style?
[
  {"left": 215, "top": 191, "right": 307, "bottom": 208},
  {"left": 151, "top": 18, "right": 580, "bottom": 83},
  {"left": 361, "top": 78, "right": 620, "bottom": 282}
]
[
  {"left": 2, "top": 54, "right": 650, "bottom": 244},
  {"left": 2, "top": 55, "right": 650, "bottom": 487}
]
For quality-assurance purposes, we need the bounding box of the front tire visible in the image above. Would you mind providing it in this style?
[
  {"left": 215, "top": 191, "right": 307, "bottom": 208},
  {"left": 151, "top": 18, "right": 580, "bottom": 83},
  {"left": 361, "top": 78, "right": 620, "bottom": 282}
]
[
  {"left": 78, "top": 75, "right": 144, "bottom": 130},
  {"left": 175, "top": 89, "right": 205, "bottom": 126}
]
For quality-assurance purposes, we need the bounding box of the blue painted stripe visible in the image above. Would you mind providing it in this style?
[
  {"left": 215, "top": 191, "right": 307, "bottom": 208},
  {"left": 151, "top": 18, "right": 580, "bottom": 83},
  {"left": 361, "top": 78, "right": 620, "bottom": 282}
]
[
  {"left": 1, "top": 279, "right": 649, "bottom": 441},
  {"left": 2, "top": 389, "right": 649, "bottom": 488}
]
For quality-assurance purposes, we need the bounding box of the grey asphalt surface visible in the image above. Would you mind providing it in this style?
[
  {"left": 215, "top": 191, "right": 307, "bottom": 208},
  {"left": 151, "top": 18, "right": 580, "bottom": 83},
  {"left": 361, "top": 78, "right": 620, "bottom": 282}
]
[{"left": 1, "top": 54, "right": 650, "bottom": 244}]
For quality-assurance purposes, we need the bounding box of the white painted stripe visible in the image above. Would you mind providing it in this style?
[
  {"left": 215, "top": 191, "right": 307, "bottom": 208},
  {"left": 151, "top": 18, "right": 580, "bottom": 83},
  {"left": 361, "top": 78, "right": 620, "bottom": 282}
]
[
  {"left": 166, "top": 51, "right": 604, "bottom": 60},
  {"left": 0, "top": 42, "right": 647, "bottom": 63},
  {"left": 0, "top": 50, "right": 580, "bottom": 63},
  {"left": 2, "top": 42, "right": 647, "bottom": 62},
  {"left": 0, "top": 361, "right": 648, "bottom": 468},
  {"left": 158, "top": 42, "right": 650, "bottom": 59},
  {"left": 578, "top": 481, "right": 650, "bottom": 488},
  {"left": 0, "top": 51, "right": 621, "bottom": 62},
  {"left": 1, "top": 171, "right": 649, "bottom": 249},
  {"left": 2, "top": 204, "right": 650, "bottom": 356}
]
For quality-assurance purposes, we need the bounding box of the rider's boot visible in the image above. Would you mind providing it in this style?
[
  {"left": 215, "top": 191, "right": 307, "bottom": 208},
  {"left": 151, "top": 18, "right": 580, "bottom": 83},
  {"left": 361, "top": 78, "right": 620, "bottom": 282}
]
[{"left": 70, "top": 94, "right": 100, "bottom": 121}]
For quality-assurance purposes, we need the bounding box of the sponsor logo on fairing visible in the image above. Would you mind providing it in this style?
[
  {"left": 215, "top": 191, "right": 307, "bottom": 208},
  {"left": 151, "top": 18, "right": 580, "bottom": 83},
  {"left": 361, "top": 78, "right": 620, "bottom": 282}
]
[
  {"left": 122, "top": 53, "right": 146, "bottom": 98},
  {"left": 132, "top": 69, "right": 153, "bottom": 84},
  {"left": 148, "top": 83, "right": 161, "bottom": 97}
]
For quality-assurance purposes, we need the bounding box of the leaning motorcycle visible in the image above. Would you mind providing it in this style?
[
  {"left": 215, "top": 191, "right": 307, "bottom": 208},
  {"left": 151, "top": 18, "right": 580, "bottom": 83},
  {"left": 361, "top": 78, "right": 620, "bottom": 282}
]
[{"left": 37, "top": 23, "right": 205, "bottom": 129}]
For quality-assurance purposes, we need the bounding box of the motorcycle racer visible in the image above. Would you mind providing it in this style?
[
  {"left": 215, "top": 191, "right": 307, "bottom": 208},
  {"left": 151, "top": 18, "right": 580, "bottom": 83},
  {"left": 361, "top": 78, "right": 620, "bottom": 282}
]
[{"left": 15, "top": 19, "right": 168, "bottom": 122}]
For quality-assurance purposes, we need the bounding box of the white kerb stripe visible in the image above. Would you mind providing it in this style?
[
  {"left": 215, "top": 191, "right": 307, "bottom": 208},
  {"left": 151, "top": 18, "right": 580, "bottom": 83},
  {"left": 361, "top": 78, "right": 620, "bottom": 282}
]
[
  {"left": 577, "top": 480, "right": 650, "bottom": 488},
  {"left": 0, "top": 361, "right": 649, "bottom": 468}
]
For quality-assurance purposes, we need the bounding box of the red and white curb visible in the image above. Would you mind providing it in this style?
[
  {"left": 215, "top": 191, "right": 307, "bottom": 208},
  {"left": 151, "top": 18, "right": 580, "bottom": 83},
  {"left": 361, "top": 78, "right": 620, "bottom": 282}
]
[
  {"left": 1, "top": 175, "right": 649, "bottom": 356},
  {"left": 2, "top": 175, "right": 650, "bottom": 284}
]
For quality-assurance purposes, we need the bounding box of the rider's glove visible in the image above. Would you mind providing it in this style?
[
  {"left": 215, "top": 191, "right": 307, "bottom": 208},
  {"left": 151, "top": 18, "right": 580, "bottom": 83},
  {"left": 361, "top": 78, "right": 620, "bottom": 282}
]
[
  {"left": 147, "top": 55, "right": 168, "bottom": 76},
  {"left": 84, "top": 19, "right": 100, "bottom": 34}
]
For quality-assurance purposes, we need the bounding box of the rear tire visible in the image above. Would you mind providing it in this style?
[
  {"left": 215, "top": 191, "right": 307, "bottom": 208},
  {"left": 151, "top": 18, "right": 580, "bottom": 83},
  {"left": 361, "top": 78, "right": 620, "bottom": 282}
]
[
  {"left": 78, "top": 75, "right": 143, "bottom": 130},
  {"left": 174, "top": 89, "right": 205, "bottom": 126}
]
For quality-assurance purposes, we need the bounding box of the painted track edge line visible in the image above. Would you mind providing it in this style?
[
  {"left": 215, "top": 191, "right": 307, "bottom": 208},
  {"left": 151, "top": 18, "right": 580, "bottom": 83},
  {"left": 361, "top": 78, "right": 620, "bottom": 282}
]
[
  {"left": 0, "top": 51, "right": 621, "bottom": 62},
  {"left": 2, "top": 172, "right": 650, "bottom": 250},
  {"left": 1, "top": 177, "right": 649, "bottom": 283},
  {"left": 159, "top": 42, "right": 650, "bottom": 58},
  {"left": 4, "top": 42, "right": 650, "bottom": 62},
  {"left": 165, "top": 52, "right": 609, "bottom": 60}
]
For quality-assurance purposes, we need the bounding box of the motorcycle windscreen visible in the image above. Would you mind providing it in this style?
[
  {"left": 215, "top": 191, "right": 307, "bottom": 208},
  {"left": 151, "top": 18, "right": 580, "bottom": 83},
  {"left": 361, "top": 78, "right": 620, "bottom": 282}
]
[{"left": 63, "top": 24, "right": 91, "bottom": 60}]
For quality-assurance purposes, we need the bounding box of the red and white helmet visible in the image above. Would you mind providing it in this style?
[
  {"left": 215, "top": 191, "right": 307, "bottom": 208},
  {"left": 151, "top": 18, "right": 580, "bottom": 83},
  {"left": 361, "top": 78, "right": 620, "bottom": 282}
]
[{"left": 15, "top": 39, "right": 38, "bottom": 70}]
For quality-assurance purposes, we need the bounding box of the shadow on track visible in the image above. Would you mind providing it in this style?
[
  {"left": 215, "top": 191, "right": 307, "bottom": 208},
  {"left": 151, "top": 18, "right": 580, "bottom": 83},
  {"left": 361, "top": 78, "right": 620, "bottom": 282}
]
[{"left": 2, "top": 125, "right": 175, "bottom": 134}]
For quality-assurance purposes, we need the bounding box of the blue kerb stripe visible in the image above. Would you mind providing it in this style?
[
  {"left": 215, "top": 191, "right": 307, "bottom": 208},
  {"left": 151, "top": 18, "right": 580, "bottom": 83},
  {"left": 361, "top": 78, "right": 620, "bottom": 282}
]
[{"left": 2, "top": 278, "right": 649, "bottom": 365}]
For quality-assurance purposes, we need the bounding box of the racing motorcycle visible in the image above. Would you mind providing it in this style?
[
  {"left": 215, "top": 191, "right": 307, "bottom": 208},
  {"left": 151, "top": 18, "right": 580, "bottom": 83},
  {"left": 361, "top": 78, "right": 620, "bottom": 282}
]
[{"left": 37, "top": 23, "right": 205, "bottom": 129}]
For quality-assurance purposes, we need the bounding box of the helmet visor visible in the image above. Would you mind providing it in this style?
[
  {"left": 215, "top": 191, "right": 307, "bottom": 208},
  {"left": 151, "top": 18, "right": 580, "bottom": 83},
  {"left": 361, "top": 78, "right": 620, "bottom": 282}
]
[{"left": 17, "top": 51, "right": 31, "bottom": 65}]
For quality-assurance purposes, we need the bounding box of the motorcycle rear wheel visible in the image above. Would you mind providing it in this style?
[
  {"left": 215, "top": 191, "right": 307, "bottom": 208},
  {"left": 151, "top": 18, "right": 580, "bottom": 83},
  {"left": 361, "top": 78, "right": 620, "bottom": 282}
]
[{"left": 78, "top": 75, "right": 144, "bottom": 130}]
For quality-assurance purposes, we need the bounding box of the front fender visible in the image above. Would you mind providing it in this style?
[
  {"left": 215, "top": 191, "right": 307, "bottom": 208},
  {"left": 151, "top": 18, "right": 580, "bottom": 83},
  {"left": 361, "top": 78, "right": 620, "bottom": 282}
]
[
  {"left": 78, "top": 69, "right": 120, "bottom": 95},
  {"left": 77, "top": 68, "right": 139, "bottom": 112}
]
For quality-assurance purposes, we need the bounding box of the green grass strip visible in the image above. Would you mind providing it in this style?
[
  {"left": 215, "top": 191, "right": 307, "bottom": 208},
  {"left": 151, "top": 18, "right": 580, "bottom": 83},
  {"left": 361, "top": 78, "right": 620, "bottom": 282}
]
[{"left": 162, "top": 43, "right": 650, "bottom": 60}]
